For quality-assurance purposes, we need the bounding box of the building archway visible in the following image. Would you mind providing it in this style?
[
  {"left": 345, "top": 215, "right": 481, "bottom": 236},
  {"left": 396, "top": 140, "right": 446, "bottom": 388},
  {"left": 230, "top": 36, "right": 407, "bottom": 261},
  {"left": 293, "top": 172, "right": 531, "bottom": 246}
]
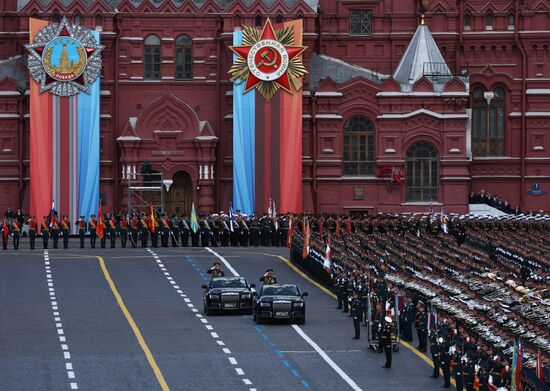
[{"left": 166, "top": 171, "right": 193, "bottom": 216}]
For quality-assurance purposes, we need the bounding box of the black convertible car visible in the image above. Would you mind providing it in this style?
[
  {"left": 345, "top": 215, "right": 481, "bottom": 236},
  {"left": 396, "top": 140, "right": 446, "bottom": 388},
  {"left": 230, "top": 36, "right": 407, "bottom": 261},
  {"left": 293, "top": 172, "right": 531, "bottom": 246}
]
[
  {"left": 253, "top": 284, "right": 308, "bottom": 324},
  {"left": 202, "top": 277, "right": 255, "bottom": 315}
]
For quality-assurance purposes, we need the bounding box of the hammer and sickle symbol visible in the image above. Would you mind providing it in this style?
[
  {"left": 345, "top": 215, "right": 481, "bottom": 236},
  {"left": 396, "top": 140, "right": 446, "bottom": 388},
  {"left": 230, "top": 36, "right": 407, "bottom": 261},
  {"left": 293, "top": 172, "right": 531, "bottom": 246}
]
[{"left": 257, "top": 47, "right": 278, "bottom": 69}]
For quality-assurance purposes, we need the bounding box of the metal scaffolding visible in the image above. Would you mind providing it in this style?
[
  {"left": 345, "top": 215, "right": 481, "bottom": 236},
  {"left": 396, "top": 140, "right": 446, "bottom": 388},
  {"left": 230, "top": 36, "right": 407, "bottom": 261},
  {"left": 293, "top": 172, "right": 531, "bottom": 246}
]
[{"left": 127, "top": 172, "right": 164, "bottom": 215}]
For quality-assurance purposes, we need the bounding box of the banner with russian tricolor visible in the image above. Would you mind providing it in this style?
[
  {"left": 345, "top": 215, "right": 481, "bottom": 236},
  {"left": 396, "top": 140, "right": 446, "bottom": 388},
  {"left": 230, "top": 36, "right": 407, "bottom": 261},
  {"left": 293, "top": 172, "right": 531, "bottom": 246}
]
[
  {"left": 230, "top": 19, "right": 306, "bottom": 215},
  {"left": 27, "top": 18, "right": 102, "bottom": 232}
]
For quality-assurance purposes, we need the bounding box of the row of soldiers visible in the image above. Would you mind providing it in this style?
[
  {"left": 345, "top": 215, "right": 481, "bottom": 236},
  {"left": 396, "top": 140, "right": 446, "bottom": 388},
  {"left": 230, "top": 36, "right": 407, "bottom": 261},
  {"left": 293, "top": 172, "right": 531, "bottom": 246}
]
[{"left": 2, "top": 212, "right": 292, "bottom": 250}]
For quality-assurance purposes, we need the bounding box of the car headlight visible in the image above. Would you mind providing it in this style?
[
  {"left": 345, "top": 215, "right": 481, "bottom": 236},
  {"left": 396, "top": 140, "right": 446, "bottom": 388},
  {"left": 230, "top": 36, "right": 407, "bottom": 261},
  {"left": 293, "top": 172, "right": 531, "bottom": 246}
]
[
  {"left": 241, "top": 293, "right": 250, "bottom": 299},
  {"left": 208, "top": 293, "right": 220, "bottom": 299},
  {"left": 260, "top": 302, "right": 271, "bottom": 308},
  {"left": 293, "top": 302, "right": 304, "bottom": 308}
]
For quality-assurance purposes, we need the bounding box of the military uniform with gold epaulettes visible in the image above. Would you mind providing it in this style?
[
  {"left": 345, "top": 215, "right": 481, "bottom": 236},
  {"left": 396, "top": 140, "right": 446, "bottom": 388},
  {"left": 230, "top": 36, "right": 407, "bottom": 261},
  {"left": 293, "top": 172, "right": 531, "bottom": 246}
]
[
  {"left": 41, "top": 219, "right": 50, "bottom": 249},
  {"left": 61, "top": 217, "right": 70, "bottom": 249},
  {"left": 107, "top": 218, "right": 117, "bottom": 248},
  {"left": 76, "top": 217, "right": 87, "bottom": 248},
  {"left": 89, "top": 218, "right": 97, "bottom": 248},
  {"left": 119, "top": 217, "right": 128, "bottom": 248},
  {"left": 29, "top": 218, "right": 38, "bottom": 249},
  {"left": 51, "top": 220, "right": 60, "bottom": 249},
  {"left": 12, "top": 221, "right": 21, "bottom": 249}
]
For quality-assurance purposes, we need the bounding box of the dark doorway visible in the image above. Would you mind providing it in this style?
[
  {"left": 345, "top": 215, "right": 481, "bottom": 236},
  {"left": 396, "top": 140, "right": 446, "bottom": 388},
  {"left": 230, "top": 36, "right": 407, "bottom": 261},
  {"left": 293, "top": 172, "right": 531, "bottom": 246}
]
[{"left": 166, "top": 171, "right": 193, "bottom": 216}]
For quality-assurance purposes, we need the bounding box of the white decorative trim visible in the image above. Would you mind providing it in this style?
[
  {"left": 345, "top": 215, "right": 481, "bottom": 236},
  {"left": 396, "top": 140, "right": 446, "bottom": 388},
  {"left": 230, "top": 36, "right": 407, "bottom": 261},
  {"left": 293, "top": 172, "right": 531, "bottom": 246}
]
[
  {"left": 378, "top": 108, "right": 469, "bottom": 120},
  {"left": 449, "top": 148, "right": 461, "bottom": 153},
  {"left": 376, "top": 91, "right": 469, "bottom": 97},
  {"left": 509, "top": 112, "right": 522, "bottom": 117},
  {"left": 473, "top": 156, "right": 520, "bottom": 160},
  {"left": 526, "top": 89, "right": 550, "bottom": 95},
  {"left": 401, "top": 202, "right": 443, "bottom": 206},
  {"left": 161, "top": 60, "right": 174, "bottom": 64},
  {"left": 440, "top": 176, "right": 471, "bottom": 180},
  {"left": 100, "top": 90, "right": 111, "bottom": 96},
  {"left": 161, "top": 37, "right": 175, "bottom": 41},
  {"left": 117, "top": 136, "right": 141, "bottom": 141},
  {"left": 322, "top": 148, "right": 334, "bottom": 153},
  {"left": 100, "top": 114, "right": 112, "bottom": 119},
  {"left": 526, "top": 112, "right": 550, "bottom": 117},
  {"left": 315, "top": 114, "right": 343, "bottom": 120},
  {"left": 471, "top": 175, "right": 521, "bottom": 178},
  {"left": 120, "top": 37, "right": 144, "bottom": 41},
  {"left": 0, "top": 114, "right": 19, "bottom": 119},
  {"left": 130, "top": 60, "right": 142, "bottom": 64},
  {"left": 0, "top": 91, "right": 20, "bottom": 96},
  {"left": 384, "top": 148, "right": 396, "bottom": 153},
  {"left": 154, "top": 130, "right": 181, "bottom": 134},
  {"left": 130, "top": 76, "right": 144, "bottom": 80},
  {"left": 314, "top": 91, "right": 343, "bottom": 97}
]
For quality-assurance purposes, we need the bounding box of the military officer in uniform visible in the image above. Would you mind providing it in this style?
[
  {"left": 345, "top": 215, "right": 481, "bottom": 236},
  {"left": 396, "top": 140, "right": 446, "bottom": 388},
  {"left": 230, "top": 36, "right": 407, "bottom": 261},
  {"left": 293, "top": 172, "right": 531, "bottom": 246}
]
[
  {"left": 439, "top": 333, "right": 451, "bottom": 388},
  {"left": 140, "top": 213, "right": 149, "bottom": 247},
  {"left": 464, "top": 352, "right": 476, "bottom": 391},
  {"left": 51, "top": 216, "right": 60, "bottom": 249},
  {"left": 28, "top": 216, "right": 37, "bottom": 250},
  {"left": 61, "top": 214, "right": 71, "bottom": 249},
  {"left": 259, "top": 269, "right": 277, "bottom": 285},
  {"left": 119, "top": 214, "right": 128, "bottom": 248},
  {"left": 160, "top": 213, "right": 170, "bottom": 248},
  {"left": 1, "top": 217, "right": 8, "bottom": 250},
  {"left": 250, "top": 216, "right": 260, "bottom": 247},
  {"left": 402, "top": 296, "right": 415, "bottom": 342},
  {"left": 129, "top": 213, "right": 138, "bottom": 248},
  {"left": 337, "top": 273, "right": 349, "bottom": 312},
  {"left": 150, "top": 214, "right": 159, "bottom": 248},
  {"left": 179, "top": 215, "right": 190, "bottom": 247},
  {"left": 106, "top": 214, "right": 117, "bottom": 248},
  {"left": 170, "top": 215, "right": 180, "bottom": 247},
  {"left": 41, "top": 216, "right": 50, "bottom": 249},
  {"left": 415, "top": 302, "right": 427, "bottom": 352},
  {"left": 76, "top": 216, "right": 86, "bottom": 248},
  {"left": 12, "top": 218, "right": 21, "bottom": 249},
  {"left": 429, "top": 325, "right": 440, "bottom": 378},
  {"left": 381, "top": 316, "right": 393, "bottom": 368},
  {"left": 89, "top": 214, "right": 97, "bottom": 248},
  {"left": 351, "top": 291, "right": 362, "bottom": 339},
  {"left": 452, "top": 344, "right": 464, "bottom": 391},
  {"left": 206, "top": 262, "right": 225, "bottom": 278}
]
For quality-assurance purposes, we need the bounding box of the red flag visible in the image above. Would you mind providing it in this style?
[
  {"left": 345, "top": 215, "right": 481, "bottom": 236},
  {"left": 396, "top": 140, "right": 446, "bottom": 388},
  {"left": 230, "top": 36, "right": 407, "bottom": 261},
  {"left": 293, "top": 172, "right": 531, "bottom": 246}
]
[
  {"left": 318, "top": 217, "right": 323, "bottom": 239},
  {"left": 287, "top": 216, "right": 294, "bottom": 249},
  {"left": 302, "top": 220, "right": 310, "bottom": 259},
  {"left": 536, "top": 350, "right": 544, "bottom": 382},
  {"left": 96, "top": 200, "right": 104, "bottom": 239},
  {"left": 336, "top": 218, "right": 341, "bottom": 240},
  {"left": 148, "top": 202, "right": 156, "bottom": 233},
  {"left": 346, "top": 215, "right": 352, "bottom": 234},
  {"left": 391, "top": 166, "right": 403, "bottom": 185}
]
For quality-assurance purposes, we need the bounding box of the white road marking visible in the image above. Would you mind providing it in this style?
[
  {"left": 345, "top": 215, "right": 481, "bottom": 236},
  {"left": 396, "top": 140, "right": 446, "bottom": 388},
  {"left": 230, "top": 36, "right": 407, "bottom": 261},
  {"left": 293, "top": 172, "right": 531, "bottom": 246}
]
[
  {"left": 206, "top": 247, "right": 362, "bottom": 391},
  {"left": 148, "top": 249, "right": 255, "bottom": 390},
  {"left": 44, "top": 251, "right": 78, "bottom": 390}
]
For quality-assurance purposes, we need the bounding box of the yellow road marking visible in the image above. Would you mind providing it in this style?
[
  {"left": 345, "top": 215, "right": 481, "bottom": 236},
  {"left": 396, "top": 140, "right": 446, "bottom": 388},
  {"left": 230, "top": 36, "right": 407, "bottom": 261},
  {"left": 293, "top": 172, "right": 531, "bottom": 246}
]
[
  {"left": 266, "top": 253, "right": 456, "bottom": 387},
  {"left": 97, "top": 256, "right": 170, "bottom": 391}
]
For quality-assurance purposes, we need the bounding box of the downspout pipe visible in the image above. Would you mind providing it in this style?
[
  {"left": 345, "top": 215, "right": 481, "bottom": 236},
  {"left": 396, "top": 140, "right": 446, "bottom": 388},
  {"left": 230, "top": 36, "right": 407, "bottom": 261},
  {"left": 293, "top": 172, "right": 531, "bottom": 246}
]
[
  {"left": 214, "top": 16, "right": 223, "bottom": 212},
  {"left": 311, "top": 95, "right": 318, "bottom": 213},
  {"left": 114, "top": 13, "right": 122, "bottom": 212},
  {"left": 18, "top": 91, "right": 24, "bottom": 209},
  {"left": 514, "top": 0, "right": 527, "bottom": 209}
]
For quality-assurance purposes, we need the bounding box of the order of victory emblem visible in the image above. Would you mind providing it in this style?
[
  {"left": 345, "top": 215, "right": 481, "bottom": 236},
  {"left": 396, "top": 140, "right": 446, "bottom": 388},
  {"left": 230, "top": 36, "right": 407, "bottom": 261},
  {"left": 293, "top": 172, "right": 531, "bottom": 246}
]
[
  {"left": 25, "top": 17, "right": 104, "bottom": 97},
  {"left": 229, "top": 19, "right": 307, "bottom": 101}
]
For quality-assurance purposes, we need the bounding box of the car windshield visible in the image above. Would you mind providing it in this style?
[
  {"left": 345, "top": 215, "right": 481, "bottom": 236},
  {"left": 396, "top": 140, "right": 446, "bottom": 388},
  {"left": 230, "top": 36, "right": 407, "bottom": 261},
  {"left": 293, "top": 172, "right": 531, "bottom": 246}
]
[
  {"left": 210, "top": 278, "right": 247, "bottom": 288},
  {"left": 261, "top": 285, "right": 299, "bottom": 296}
]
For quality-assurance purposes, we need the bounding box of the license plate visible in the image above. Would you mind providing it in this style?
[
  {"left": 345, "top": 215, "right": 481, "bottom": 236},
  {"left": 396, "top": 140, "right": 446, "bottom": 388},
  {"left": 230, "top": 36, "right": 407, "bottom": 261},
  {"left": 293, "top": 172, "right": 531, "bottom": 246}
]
[
  {"left": 224, "top": 303, "right": 237, "bottom": 308},
  {"left": 275, "top": 311, "right": 289, "bottom": 317}
]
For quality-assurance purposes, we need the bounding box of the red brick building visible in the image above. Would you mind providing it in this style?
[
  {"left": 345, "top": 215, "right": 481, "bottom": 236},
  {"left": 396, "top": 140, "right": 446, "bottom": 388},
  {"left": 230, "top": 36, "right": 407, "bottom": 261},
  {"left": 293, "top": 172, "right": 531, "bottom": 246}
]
[{"left": 0, "top": 0, "right": 549, "bottom": 215}]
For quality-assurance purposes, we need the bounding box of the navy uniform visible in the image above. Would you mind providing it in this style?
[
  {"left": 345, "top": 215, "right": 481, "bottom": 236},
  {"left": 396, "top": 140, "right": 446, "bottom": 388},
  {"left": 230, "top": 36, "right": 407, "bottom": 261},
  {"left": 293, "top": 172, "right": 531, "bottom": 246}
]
[
  {"left": 250, "top": 217, "right": 260, "bottom": 247},
  {"left": 464, "top": 354, "right": 476, "bottom": 391},
  {"left": 206, "top": 262, "right": 225, "bottom": 278},
  {"left": 337, "top": 275, "right": 348, "bottom": 312},
  {"left": 360, "top": 280, "right": 369, "bottom": 326},
  {"left": 259, "top": 269, "right": 277, "bottom": 285},
  {"left": 439, "top": 335, "right": 451, "bottom": 388},
  {"left": 170, "top": 215, "right": 180, "bottom": 247},
  {"left": 350, "top": 292, "right": 362, "bottom": 339},
  {"left": 452, "top": 347, "right": 464, "bottom": 391},
  {"left": 1, "top": 218, "right": 8, "bottom": 250},
  {"left": 415, "top": 304, "right": 427, "bottom": 352},
  {"left": 381, "top": 316, "right": 393, "bottom": 368},
  {"left": 179, "top": 217, "right": 190, "bottom": 247},
  {"left": 429, "top": 329, "right": 440, "bottom": 378},
  {"left": 402, "top": 298, "right": 415, "bottom": 342}
]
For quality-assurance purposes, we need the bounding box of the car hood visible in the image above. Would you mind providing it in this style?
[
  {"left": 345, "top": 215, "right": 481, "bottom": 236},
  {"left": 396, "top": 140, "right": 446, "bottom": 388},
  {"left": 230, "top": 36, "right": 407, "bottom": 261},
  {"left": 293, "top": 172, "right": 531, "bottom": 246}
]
[
  {"left": 258, "top": 295, "right": 301, "bottom": 302},
  {"left": 208, "top": 288, "right": 250, "bottom": 295}
]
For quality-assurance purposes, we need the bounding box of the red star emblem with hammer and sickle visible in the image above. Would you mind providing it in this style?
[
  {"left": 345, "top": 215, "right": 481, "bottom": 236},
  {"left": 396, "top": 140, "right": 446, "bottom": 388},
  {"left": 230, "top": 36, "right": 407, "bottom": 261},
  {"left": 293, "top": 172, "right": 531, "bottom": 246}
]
[{"left": 230, "top": 19, "right": 306, "bottom": 93}]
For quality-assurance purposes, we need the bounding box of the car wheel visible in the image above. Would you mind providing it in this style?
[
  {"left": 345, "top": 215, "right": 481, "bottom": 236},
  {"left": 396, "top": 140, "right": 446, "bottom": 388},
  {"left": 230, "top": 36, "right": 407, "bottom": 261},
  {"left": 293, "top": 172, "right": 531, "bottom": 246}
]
[
  {"left": 245, "top": 308, "right": 253, "bottom": 316},
  {"left": 256, "top": 315, "right": 263, "bottom": 324}
]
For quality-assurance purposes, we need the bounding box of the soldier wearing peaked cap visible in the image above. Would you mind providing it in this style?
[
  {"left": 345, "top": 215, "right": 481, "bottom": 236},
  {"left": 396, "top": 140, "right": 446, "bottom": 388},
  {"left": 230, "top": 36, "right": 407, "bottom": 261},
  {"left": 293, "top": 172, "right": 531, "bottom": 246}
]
[
  {"left": 119, "top": 213, "right": 128, "bottom": 248},
  {"left": 415, "top": 301, "right": 427, "bottom": 352},
  {"left": 206, "top": 262, "right": 224, "bottom": 278},
  {"left": 260, "top": 269, "right": 277, "bottom": 285},
  {"left": 76, "top": 215, "right": 86, "bottom": 248},
  {"left": 28, "top": 216, "right": 37, "bottom": 249},
  {"left": 41, "top": 216, "right": 50, "bottom": 249},
  {"left": 89, "top": 214, "right": 97, "bottom": 248},
  {"left": 381, "top": 316, "right": 393, "bottom": 368},
  {"left": 61, "top": 214, "right": 70, "bottom": 249},
  {"left": 11, "top": 218, "right": 21, "bottom": 250}
]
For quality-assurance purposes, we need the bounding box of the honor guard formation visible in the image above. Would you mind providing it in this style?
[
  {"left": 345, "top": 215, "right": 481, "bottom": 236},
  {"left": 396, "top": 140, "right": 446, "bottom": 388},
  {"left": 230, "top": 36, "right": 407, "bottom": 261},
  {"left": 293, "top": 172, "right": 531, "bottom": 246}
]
[{"left": 3, "top": 206, "right": 549, "bottom": 390}]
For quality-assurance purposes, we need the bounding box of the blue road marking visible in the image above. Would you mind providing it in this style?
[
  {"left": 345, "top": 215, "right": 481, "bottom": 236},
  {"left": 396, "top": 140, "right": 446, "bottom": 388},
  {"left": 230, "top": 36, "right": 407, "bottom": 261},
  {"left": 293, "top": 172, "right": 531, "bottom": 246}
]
[{"left": 187, "top": 256, "right": 310, "bottom": 389}]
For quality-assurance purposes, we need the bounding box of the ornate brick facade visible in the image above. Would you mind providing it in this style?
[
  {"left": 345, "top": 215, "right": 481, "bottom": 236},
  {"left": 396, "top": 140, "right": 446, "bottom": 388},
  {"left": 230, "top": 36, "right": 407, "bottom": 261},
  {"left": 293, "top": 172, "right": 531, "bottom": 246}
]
[{"left": 0, "top": 0, "right": 549, "bottom": 215}]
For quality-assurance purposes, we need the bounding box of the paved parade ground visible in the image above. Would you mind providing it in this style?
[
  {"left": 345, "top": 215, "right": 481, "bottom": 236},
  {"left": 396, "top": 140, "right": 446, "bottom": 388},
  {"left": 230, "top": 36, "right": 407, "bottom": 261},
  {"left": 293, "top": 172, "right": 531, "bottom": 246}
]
[{"left": 1, "top": 244, "right": 446, "bottom": 391}]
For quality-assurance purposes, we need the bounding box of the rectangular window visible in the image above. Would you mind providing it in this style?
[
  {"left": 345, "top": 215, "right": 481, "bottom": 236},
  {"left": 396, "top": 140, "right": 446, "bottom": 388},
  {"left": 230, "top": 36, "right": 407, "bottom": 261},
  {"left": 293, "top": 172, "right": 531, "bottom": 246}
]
[{"left": 350, "top": 10, "right": 372, "bottom": 36}]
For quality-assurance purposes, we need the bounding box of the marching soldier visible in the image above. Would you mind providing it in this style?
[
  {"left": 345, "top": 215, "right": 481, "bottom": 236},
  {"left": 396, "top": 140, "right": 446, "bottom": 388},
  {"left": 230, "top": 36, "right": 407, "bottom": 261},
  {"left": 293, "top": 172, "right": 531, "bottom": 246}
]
[
  {"left": 51, "top": 215, "right": 60, "bottom": 249},
  {"left": 259, "top": 269, "right": 277, "bottom": 285},
  {"left": 351, "top": 291, "right": 362, "bottom": 339},
  {"left": 76, "top": 216, "right": 86, "bottom": 248},
  {"left": 107, "top": 214, "right": 117, "bottom": 248},
  {"left": 119, "top": 214, "right": 128, "bottom": 248},
  {"left": 41, "top": 216, "right": 50, "bottom": 249},
  {"left": 464, "top": 353, "right": 476, "bottom": 391},
  {"left": 206, "top": 262, "right": 224, "bottom": 278},
  {"left": 12, "top": 218, "right": 21, "bottom": 249},
  {"left": 160, "top": 213, "right": 170, "bottom": 248},
  {"left": 28, "top": 216, "right": 37, "bottom": 249},
  {"left": 130, "top": 213, "right": 138, "bottom": 248},
  {"left": 381, "top": 316, "right": 393, "bottom": 368},
  {"left": 89, "top": 214, "right": 97, "bottom": 248},
  {"left": 61, "top": 214, "right": 70, "bottom": 249},
  {"left": 140, "top": 213, "right": 149, "bottom": 248}
]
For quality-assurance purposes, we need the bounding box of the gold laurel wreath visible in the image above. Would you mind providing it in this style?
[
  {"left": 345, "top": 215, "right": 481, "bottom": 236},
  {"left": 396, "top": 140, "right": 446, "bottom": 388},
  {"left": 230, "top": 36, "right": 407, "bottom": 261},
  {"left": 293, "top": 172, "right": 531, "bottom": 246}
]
[
  {"left": 43, "top": 44, "right": 86, "bottom": 81},
  {"left": 229, "top": 23, "right": 308, "bottom": 101}
]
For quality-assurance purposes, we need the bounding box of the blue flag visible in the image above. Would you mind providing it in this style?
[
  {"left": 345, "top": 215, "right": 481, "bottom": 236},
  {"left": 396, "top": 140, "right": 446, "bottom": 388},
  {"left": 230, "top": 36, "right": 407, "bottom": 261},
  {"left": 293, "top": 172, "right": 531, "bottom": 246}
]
[{"left": 190, "top": 202, "right": 199, "bottom": 234}]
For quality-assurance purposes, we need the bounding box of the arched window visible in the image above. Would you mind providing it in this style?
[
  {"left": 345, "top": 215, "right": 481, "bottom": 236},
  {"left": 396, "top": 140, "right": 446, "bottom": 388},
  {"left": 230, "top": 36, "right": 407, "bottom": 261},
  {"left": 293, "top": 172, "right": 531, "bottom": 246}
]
[
  {"left": 485, "top": 14, "right": 494, "bottom": 30},
  {"left": 74, "top": 14, "right": 81, "bottom": 25},
  {"left": 343, "top": 115, "right": 375, "bottom": 176},
  {"left": 406, "top": 142, "right": 438, "bottom": 202},
  {"left": 175, "top": 34, "right": 192, "bottom": 80},
  {"left": 472, "top": 85, "right": 505, "bottom": 156},
  {"left": 464, "top": 14, "right": 471, "bottom": 30},
  {"left": 508, "top": 14, "right": 515, "bottom": 30},
  {"left": 144, "top": 35, "right": 161, "bottom": 80}
]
